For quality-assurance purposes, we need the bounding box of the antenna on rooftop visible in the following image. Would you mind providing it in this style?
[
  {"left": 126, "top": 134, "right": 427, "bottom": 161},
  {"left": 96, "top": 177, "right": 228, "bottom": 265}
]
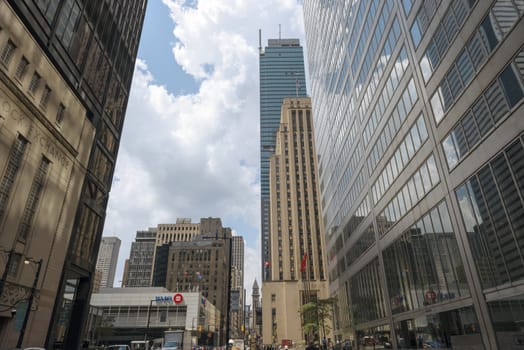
[
  {"left": 259, "top": 29, "right": 262, "bottom": 54},
  {"left": 279, "top": 24, "right": 281, "bottom": 41}
]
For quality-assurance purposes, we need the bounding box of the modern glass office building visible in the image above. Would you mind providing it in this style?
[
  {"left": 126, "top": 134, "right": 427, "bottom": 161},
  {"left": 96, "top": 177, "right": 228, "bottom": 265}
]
[
  {"left": 259, "top": 38, "right": 307, "bottom": 280},
  {"left": 303, "top": 0, "right": 524, "bottom": 348}
]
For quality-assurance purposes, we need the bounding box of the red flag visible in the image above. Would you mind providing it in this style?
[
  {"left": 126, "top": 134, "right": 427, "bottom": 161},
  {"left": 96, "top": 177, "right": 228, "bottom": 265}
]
[{"left": 300, "top": 253, "right": 307, "bottom": 272}]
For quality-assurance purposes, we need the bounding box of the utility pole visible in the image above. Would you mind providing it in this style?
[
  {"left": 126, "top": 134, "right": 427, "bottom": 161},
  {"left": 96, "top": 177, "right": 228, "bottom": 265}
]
[{"left": 16, "top": 258, "right": 42, "bottom": 348}]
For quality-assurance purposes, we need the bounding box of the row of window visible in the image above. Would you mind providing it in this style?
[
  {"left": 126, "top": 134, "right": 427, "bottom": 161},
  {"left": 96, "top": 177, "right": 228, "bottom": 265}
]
[
  {"left": 328, "top": 96, "right": 359, "bottom": 201},
  {"left": 345, "top": 224, "right": 376, "bottom": 268},
  {"left": 357, "top": 17, "right": 402, "bottom": 120},
  {"left": 443, "top": 55, "right": 524, "bottom": 169},
  {"left": 0, "top": 136, "right": 27, "bottom": 222},
  {"left": 363, "top": 47, "right": 409, "bottom": 145},
  {"left": 0, "top": 36, "right": 67, "bottom": 124},
  {"left": 347, "top": 0, "right": 377, "bottom": 77},
  {"left": 334, "top": 169, "right": 366, "bottom": 235},
  {"left": 430, "top": 1, "right": 524, "bottom": 124},
  {"left": 353, "top": 3, "right": 395, "bottom": 100},
  {"left": 333, "top": 142, "right": 363, "bottom": 214},
  {"left": 383, "top": 201, "right": 470, "bottom": 315},
  {"left": 17, "top": 157, "right": 49, "bottom": 241},
  {"left": 345, "top": 200, "right": 477, "bottom": 328},
  {"left": 367, "top": 79, "right": 418, "bottom": 173},
  {"left": 420, "top": 0, "right": 476, "bottom": 82},
  {"left": 402, "top": 0, "right": 414, "bottom": 15},
  {"left": 348, "top": 258, "right": 387, "bottom": 324},
  {"left": 0, "top": 136, "right": 50, "bottom": 276},
  {"left": 372, "top": 114, "right": 428, "bottom": 205},
  {"left": 394, "top": 306, "right": 481, "bottom": 348},
  {"left": 410, "top": 0, "right": 442, "bottom": 47},
  {"left": 328, "top": 193, "right": 373, "bottom": 275},
  {"left": 379, "top": 154, "right": 440, "bottom": 235},
  {"left": 456, "top": 133, "right": 524, "bottom": 289}
]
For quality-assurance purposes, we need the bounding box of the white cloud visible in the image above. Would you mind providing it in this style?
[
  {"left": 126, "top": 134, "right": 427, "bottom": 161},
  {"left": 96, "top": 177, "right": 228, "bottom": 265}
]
[{"left": 104, "top": 0, "right": 305, "bottom": 292}]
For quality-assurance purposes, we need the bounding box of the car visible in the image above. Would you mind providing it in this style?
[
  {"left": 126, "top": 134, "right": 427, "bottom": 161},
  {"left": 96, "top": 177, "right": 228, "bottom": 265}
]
[
  {"left": 24, "top": 348, "right": 46, "bottom": 350},
  {"left": 162, "top": 340, "right": 180, "bottom": 350},
  {"left": 107, "top": 346, "right": 131, "bottom": 350}
]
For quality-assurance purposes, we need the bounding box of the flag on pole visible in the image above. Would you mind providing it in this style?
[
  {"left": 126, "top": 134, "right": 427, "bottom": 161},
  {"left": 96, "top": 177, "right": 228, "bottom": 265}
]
[{"left": 300, "top": 253, "right": 308, "bottom": 272}]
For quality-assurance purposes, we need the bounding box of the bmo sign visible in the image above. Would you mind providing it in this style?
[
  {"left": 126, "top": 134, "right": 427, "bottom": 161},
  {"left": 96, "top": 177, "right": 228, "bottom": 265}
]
[{"left": 155, "top": 293, "right": 184, "bottom": 304}]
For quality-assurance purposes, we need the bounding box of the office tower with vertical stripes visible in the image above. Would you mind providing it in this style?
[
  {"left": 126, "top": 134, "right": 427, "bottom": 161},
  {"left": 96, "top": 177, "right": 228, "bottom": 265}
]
[
  {"left": 262, "top": 97, "right": 330, "bottom": 345},
  {"left": 95, "top": 236, "right": 121, "bottom": 288},
  {"left": 259, "top": 37, "right": 307, "bottom": 281}
]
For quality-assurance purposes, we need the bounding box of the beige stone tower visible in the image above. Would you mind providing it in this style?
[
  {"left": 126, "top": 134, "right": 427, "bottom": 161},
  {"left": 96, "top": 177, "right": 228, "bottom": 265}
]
[{"left": 262, "top": 97, "right": 330, "bottom": 346}]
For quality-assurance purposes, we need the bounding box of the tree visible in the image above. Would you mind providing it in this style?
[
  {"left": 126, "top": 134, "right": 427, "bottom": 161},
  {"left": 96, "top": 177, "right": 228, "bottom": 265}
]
[{"left": 300, "top": 297, "right": 337, "bottom": 343}]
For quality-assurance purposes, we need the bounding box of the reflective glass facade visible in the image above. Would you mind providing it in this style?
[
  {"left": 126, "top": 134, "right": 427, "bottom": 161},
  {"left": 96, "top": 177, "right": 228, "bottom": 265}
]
[
  {"left": 259, "top": 39, "right": 307, "bottom": 280},
  {"left": 303, "top": 0, "right": 524, "bottom": 348}
]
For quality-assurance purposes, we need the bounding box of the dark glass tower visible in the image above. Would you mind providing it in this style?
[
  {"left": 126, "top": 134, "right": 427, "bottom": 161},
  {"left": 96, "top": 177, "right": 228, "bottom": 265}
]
[
  {"left": 304, "top": 0, "right": 524, "bottom": 348},
  {"left": 4, "top": 1, "right": 147, "bottom": 348},
  {"left": 259, "top": 38, "right": 306, "bottom": 280}
]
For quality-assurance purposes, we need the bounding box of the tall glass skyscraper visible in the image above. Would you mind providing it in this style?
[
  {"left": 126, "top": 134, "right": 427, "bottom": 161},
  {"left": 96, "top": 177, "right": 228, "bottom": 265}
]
[
  {"left": 259, "top": 38, "right": 307, "bottom": 280},
  {"left": 304, "top": 0, "right": 524, "bottom": 348}
]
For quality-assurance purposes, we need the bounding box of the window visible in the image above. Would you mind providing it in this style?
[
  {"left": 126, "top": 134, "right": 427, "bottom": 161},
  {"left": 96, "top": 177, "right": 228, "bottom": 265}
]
[
  {"left": 56, "top": 103, "right": 66, "bottom": 124},
  {"left": 0, "top": 40, "right": 16, "bottom": 66},
  {"left": 456, "top": 136, "right": 524, "bottom": 289},
  {"left": 28, "top": 72, "right": 41, "bottom": 94},
  {"left": 18, "top": 157, "right": 50, "bottom": 241},
  {"left": 0, "top": 136, "right": 28, "bottom": 221},
  {"left": 40, "top": 85, "right": 52, "bottom": 108},
  {"left": 15, "top": 56, "right": 29, "bottom": 80},
  {"left": 402, "top": 0, "right": 413, "bottom": 14},
  {"left": 499, "top": 65, "right": 524, "bottom": 108},
  {"left": 7, "top": 253, "right": 22, "bottom": 276}
]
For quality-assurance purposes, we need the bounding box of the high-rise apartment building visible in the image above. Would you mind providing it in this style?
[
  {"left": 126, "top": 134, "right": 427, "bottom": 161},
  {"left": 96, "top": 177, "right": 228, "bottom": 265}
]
[
  {"left": 0, "top": 1, "right": 146, "bottom": 348},
  {"left": 259, "top": 38, "right": 307, "bottom": 280},
  {"left": 230, "top": 235, "right": 245, "bottom": 339},
  {"left": 231, "top": 236, "right": 245, "bottom": 290},
  {"left": 262, "top": 97, "right": 330, "bottom": 345},
  {"left": 304, "top": 0, "right": 524, "bottom": 349},
  {"left": 124, "top": 228, "right": 157, "bottom": 288},
  {"left": 95, "top": 236, "right": 121, "bottom": 288},
  {"left": 164, "top": 230, "right": 233, "bottom": 345}
]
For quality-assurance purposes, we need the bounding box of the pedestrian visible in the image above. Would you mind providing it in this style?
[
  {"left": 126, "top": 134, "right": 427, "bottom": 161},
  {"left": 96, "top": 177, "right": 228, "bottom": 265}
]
[{"left": 417, "top": 335, "right": 423, "bottom": 348}]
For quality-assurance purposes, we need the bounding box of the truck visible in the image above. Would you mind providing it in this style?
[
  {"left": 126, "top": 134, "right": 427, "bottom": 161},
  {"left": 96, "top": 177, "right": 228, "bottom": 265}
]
[
  {"left": 131, "top": 340, "right": 150, "bottom": 350},
  {"left": 230, "top": 338, "right": 245, "bottom": 350},
  {"left": 162, "top": 330, "right": 183, "bottom": 350}
]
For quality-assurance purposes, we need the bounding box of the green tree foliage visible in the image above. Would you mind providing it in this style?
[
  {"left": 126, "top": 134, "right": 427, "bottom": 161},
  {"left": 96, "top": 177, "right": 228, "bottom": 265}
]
[{"left": 300, "top": 297, "right": 337, "bottom": 342}]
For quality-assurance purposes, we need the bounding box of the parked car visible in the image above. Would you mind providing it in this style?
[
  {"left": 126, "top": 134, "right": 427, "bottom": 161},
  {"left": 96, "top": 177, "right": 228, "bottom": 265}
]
[
  {"left": 107, "top": 346, "right": 131, "bottom": 350},
  {"left": 161, "top": 340, "right": 180, "bottom": 350}
]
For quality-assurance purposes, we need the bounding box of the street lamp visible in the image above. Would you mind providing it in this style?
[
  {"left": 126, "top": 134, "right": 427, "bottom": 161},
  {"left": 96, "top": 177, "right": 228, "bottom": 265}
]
[
  {"left": 144, "top": 299, "right": 155, "bottom": 344},
  {"left": 16, "top": 257, "right": 42, "bottom": 348}
]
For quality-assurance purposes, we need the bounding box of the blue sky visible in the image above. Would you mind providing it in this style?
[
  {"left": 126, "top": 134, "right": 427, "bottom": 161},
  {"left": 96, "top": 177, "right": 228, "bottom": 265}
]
[{"left": 103, "top": 0, "right": 307, "bottom": 293}]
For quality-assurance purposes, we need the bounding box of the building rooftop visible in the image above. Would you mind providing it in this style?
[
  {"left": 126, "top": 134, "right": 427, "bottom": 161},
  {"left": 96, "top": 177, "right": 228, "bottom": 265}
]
[{"left": 267, "top": 38, "right": 300, "bottom": 47}]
